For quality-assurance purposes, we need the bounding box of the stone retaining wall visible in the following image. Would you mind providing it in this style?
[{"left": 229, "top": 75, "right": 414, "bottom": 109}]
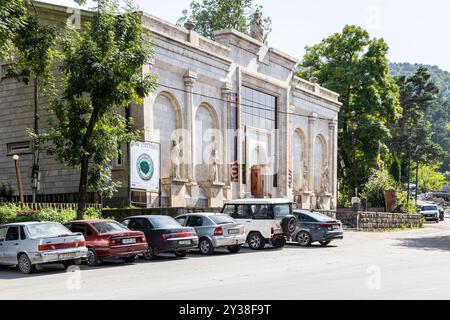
[{"left": 336, "top": 210, "right": 422, "bottom": 231}]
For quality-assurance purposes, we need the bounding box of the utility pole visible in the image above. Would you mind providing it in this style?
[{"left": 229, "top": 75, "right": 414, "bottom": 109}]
[{"left": 406, "top": 133, "right": 412, "bottom": 209}]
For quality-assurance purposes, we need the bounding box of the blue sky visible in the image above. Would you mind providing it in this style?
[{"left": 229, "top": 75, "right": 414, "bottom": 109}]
[{"left": 41, "top": 0, "right": 450, "bottom": 71}]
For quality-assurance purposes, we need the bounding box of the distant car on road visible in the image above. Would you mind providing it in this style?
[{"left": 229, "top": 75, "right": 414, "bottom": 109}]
[
  {"left": 221, "top": 198, "right": 297, "bottom": 250},
  {"left": 65, "top": 219, "right": 148, "bottom": 266},
  {"left": 175, "top": 213, "right": 246, "bottom": 255},
  {"left": 120, "top": 215, "right": 199, "bottom": 259},
  {"left": 0, "top": 222, "right": 87, "bottom": 274},
  {"left": 290, "top": 210, "right": 344, "bottom": 247},
  {"left": 420, "top": 205, "right": 440, "bottom": 223}
]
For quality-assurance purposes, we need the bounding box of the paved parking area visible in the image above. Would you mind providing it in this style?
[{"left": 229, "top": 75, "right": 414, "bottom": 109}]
[{"left": 1, "top": 217, "right": 450, "bottom": 300}]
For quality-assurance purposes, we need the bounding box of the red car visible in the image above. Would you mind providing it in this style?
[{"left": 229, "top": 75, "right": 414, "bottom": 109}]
[{"left": 65, "top": 219, "right": 148, "bottom": 266}]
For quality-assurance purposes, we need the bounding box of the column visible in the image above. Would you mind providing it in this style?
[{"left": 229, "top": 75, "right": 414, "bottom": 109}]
[
  {"left": 329, "top": 120, "right": 338, "bottom": 203},
  {"left": 221, "top": 82, "right": 231, "bottom": 186},
  {"left": 183, "top": 70, "right": 197, "bottom": 183},
  {"left": 308, "top": 113, "right": 317, "bottom": 193}
]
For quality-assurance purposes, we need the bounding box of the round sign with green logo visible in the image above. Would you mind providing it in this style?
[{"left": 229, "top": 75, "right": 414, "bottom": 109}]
[{"left": 136, "top": 153, "right": 154, "bottom": 181}]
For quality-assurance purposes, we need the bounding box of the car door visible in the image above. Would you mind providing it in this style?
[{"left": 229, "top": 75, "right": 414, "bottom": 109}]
[
  {"left": 127, "top": 218, "right": 152, "bottom": 245},
  {"left": 186, "top": 216, "right": 206, "bottom": 238},
  {"left": 0, "top": 226, "right": 7, "bottom": 263},
  {"left": 249, "top": 204, "right": 273, "bottom": 238},
  {"left": 68, "top": 223, "right": 95, "bottom": 246},
  {"left": 3, "top": 226, "right": 20, "bottom": 264},
  {"left": 232, "top": 205, "right": 253, "bottom": 233}
]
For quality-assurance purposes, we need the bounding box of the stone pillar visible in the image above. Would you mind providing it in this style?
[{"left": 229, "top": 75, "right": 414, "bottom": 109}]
[
  {"left": 221, "top": 82, "right": 231, "bottom": 186},
  {"left": 308, "top": 113, "right": 317, "bottom": 194},
  {"left": 183, "top": 70, "right": 197, "bottom": 184},
  {"left": 329, "top": 120, "right": 337, "bottom": 207}
]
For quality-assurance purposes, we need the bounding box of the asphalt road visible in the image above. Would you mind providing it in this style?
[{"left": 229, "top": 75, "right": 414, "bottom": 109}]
[{"left": 1, "top": 217, "right": 450, "bottom": 300}]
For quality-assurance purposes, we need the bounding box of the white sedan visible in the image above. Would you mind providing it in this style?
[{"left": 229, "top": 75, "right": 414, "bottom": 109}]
[{"left": 0, "top": 222, "right": 87, "bottom": 274}]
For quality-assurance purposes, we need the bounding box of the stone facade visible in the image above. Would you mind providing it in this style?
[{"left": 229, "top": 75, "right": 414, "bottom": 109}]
[{"left": 0, "top": 2, "right": 342, "bottom": 209}]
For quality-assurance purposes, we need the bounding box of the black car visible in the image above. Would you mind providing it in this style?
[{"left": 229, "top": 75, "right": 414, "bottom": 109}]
[{"left": 120, "top": 215, "right": 199, "bottom": 259}]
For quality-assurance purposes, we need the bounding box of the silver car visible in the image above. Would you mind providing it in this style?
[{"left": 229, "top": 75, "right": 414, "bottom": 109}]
[
  {"left": 0, "top": 222, "right": 88, "bottom": 274},
  {"left": 175, "top": 213, "right": 246, "bottom": 255}
]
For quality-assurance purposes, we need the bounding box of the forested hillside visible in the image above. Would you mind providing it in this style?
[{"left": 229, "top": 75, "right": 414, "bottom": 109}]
[{"left": 390, "top": 63, "right": 450, "bottom": 173}]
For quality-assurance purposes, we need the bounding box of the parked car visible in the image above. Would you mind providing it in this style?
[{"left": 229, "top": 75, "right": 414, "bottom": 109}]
[
  {"left": 221, "top": 199, "right": 297, "bottom": 250},
  {"left": 0, "top": 222, "right": 87, "bottom": 274},
  {"left": 438, "top": 206, "right": 445, "bottom": 221},
  {"left": 65, "top": 219, "right": 148, "bottom": 266},
  {"left": 420, "top": 205, "right": 440, "bottom": 223},
  {"left": 175, "top": 213, "right": 246, "bottom": 255},
  {"left": 120, "top": 215, "right": 198, "bottom": 259},
  {"left": 290, "top": 210, "right": 343, "bottom": 247}
]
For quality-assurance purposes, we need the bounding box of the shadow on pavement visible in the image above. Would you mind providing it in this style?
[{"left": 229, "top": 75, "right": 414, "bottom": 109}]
[{"left": 396, "top": 235, "right": 450, "bottom": 252}]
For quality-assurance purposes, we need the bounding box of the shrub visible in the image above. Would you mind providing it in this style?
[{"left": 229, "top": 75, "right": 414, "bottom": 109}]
[
  {"left": 361, "top": 169, "right": 395, "bottom": 208},
  {"left": 0, "top": 204, "right": 102, "bottom": 224}
]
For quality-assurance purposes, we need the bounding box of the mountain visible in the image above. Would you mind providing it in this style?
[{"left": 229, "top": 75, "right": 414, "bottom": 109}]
[
  {"left": 389, "top": 62, "right": 450, "bottom": 101},
  {"left": 389, "top": 62, "right": 450, "bottom": 173}
]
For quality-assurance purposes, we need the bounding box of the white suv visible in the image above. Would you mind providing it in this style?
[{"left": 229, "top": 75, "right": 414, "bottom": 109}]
[{"left": 221, "top": 199, "right": 297, "bottom": 250}]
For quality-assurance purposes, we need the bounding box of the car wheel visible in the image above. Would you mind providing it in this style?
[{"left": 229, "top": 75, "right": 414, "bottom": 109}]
[
  {"left": 174, "top": 250, "right": 187, "bottom": 258},
  {"left": 143, "top": 245, "right": 157, "bottom": 260},
  {"left": 18, "top": 253, "right": 35, "bottom": 274},
  {"left": 272, "top": 238, "right": 286, "bottom": 248},
  {"left": 227, "top": 245, "right": 241, "bottom": 253},
  {"left": 297, "top": 231, "right": 312, "bottom": 247},
  {"left": 86, "top": 248, "right": 101, "bottom": 266},
  {"left": 319, "top": 240, "right": 331, "bottom": 246},
  {"left": 123, "top": 255, "right": 137, "bottom": 264},
  {"left": 247, "top": 232, "right": 265, "bottom": 250},
  {"left": 199, "top": 238, "right": 214, "bottom": 255}
]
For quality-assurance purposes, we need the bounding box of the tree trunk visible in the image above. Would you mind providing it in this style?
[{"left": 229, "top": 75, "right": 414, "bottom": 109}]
[
  {"left": 77, "top": 104, "right": 101, "bottom": 219},
  {"left": 77, "top": 154, "right": 89, "bottom": 219}
]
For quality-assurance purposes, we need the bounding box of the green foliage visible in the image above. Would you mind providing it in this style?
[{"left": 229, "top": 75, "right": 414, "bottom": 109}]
[
  {"left": 0, "top": 183, "right": 15, "bottom": 202},
  {"left": 0, "top": 204, "right": 102, "bottom": 225},
  {"left": 0, "top": 0, "right": 28, "bottom": 60},
  {"left": 361, "top": 169, "right": 395, "bottom": 208},
  {"left": 395, "top": 190, "right": 417, "bottom": 214},
  {"left": 298, "top": 25, "right": 401, "bottom": 197},
  {"left": 418, "top": 163, "right": 446, "bottom": 192},
  {"left": 390, "top": 62, "right": 450, "bottom": 173},
  {"left": 389, "top": 156, "right": 402, "bottom": 184},
  {"left": 390, "top": 67, "right": 443, "bottom": 176},
  {"left": 35, "top": 0, "right": 159, "bottom": 216},
  {"left": 177, "top": 0, "right": 272, "bottom": 42}
]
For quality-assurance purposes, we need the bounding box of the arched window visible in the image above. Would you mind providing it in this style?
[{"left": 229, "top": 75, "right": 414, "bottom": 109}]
[
  {"left": 194, "top": 103, "right": 218, "bottom": 182},
  {"left": 153, "top": 93, "right": 180, "bottom": 179}
]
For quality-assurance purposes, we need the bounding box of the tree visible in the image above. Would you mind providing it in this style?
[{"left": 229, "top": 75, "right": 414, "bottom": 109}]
[
  {"left": 418, "top": 164, "right": 446, "bottom": 192},
  {"left": 177, "top": 0, "right": 271, "bottom": 42},
  {"left": 0, "top": 0, "right": 28, "bottom": 60},
  {"left": 37, "top": 0, "right": 158, "bottom": 218},
  {"left": 391, "top": 67, "right": 443, "bottom": 176},
  {"left": 298, "top": 25, "right": 401, "bottom": 197},
  {"left": 361, "top": 169, "right": 395, "bottom": 208}
]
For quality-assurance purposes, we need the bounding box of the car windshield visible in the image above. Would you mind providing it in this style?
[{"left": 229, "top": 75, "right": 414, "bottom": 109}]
[
  {"left": 273, "top": 204, "right": 291, "bottom": 218},
  {"left": 150, "top": 216, "right": 182, "bottom": 229},
  {"left": 92, "top": 221, "right": 129, "bottom": 234},
  {"left": 26, "top": 223, "right": 71, "bottom": 238},
  {"left": 422, "top": 206, "right": 437, "bottom": 211},
  {"left": 210, "top": 215, "right": 235, "bottom": 225}
]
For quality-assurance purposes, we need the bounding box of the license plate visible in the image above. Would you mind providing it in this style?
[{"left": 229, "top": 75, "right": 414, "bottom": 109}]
[
  {"left": 228, "top": 229, "right": 240, "bottom": 235},
  {"left": 179, "top": 240, "right": 191, "bottom": 245},
  {"left": 333, "top": 225, "right": 340, "bottom": 230},
  {"left": 59, "top": 253, "right": 75, "bottom": 260},
  {"left": 122, "top": 238, "right": 136, "bottom": 244}
]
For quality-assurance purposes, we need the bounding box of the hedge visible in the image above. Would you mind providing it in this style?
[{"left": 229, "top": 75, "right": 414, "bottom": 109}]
[{"left": 0, "top": 204, "right": 102, "bottom": 225}]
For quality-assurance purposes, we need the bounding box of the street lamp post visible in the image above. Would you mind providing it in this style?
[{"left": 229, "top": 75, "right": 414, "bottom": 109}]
[{"left": 12, "top": 155, "right": 24, "bottom": 204}]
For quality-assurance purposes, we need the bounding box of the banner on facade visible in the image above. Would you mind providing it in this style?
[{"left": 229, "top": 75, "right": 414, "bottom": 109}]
[{"left": 130, "top": 141, "right": 160, "bottom": 192}]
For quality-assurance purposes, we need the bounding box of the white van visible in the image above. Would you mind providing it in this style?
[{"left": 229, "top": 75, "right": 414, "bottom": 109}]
[{"left": 220, "top": 198, "right": 297, "bottom": 250}]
